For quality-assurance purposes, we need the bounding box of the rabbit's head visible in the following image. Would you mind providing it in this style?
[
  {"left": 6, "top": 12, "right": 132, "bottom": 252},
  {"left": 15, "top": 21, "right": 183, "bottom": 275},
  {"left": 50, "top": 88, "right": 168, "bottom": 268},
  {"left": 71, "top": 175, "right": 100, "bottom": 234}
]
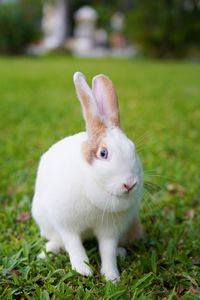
[{"left": 74, "top": 72, "right": 141, "bottom": 211}]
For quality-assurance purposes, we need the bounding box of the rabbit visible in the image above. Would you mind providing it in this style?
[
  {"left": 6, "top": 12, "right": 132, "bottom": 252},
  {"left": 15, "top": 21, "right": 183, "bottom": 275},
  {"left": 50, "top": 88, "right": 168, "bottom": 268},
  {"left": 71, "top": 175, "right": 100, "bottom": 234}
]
[{"left": 32, "top": 72, "right": 143, "bottom": 281}]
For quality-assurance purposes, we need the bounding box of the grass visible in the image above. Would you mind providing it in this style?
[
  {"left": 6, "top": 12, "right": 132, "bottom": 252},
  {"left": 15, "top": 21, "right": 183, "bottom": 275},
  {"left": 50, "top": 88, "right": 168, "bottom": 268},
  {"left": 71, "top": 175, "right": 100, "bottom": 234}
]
[{"left": 0, "top": 55, "right": 200, "bottom": 299}]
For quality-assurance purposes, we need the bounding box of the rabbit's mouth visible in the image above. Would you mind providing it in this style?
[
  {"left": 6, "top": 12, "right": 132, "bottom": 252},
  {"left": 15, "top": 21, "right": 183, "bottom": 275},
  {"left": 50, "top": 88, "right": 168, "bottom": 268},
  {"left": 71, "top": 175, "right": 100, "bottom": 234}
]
[
  {"left": 107, "top": 189, "right": 134, "bottom": 199},
  {"left": 105, "top": 183, "right": 137, "bottom": 198}
]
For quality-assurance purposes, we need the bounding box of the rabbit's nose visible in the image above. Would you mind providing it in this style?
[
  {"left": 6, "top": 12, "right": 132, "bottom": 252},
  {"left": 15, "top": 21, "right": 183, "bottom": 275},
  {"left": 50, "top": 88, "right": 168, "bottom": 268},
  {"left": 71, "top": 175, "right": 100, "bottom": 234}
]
[{"left": 123, "top": 181, "right": 137, "bottom": 192}]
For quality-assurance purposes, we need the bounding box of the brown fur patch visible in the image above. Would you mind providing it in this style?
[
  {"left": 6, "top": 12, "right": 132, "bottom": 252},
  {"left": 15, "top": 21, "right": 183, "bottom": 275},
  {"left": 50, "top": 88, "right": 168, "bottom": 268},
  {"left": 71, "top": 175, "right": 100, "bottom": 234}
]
[
  {"left": 82, "top": 119, "right": 107, "bottom": 164},
  {"left": 77, "top": 86, "right": 90, "bottom": 111},
  {"left": 120, "top": 218, "right": 144, "bottom": 246},
  {"left": 87, "top": 113, "right": 106, "bottom": 139}
]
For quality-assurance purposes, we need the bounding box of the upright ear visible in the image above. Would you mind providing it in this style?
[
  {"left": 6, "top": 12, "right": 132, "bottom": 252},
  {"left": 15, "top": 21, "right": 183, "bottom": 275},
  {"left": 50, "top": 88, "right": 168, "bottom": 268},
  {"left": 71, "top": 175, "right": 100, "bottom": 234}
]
[
  {"left": 73, "top": 72, "right": 105, "bottom": 138},
  {"left": 92, "top": 74, "right": 120, "bottom": 127}
]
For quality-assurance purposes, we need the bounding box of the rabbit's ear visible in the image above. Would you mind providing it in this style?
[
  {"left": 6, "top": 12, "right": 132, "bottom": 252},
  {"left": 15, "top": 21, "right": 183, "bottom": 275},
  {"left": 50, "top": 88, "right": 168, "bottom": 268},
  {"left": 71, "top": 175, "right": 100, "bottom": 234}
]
[
  {"left": 92, "top": 74, "right": 120, "bottom": 127},
  {"left": 73, "top": 72, "right": 105, "bottom": 138}
]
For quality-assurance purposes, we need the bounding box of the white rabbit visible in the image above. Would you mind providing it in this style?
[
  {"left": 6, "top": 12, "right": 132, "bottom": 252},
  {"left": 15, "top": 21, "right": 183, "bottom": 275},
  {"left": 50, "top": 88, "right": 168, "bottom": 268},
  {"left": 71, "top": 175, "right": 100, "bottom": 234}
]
[{"left": 32, "top": 72, "right": 143, "bottom": 281}]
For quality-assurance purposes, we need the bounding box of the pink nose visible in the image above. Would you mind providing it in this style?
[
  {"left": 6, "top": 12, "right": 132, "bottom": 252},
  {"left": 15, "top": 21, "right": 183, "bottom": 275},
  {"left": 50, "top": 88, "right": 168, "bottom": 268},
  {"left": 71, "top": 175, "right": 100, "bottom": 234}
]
[{"left": 123, "top": 182, "right": 137, "bottom": 192}]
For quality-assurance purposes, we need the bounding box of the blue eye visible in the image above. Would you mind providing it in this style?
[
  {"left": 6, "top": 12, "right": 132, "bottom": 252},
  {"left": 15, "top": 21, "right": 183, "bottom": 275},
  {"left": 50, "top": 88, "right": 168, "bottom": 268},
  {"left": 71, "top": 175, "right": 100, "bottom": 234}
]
[{"left": 100, "top": 147, "right": 108, "bottom": 159}]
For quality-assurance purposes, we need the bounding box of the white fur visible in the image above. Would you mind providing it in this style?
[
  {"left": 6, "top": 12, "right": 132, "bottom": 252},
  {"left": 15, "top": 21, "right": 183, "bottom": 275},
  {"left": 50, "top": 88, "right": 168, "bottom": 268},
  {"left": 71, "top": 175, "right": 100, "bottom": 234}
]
[{"left": 32, "top": 73, "right": 143, "bottom": 281}]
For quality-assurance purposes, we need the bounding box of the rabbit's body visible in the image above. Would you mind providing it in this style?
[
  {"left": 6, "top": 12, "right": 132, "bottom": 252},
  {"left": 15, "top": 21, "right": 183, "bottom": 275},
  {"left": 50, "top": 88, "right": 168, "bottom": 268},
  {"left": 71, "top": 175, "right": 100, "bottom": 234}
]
[
  {"left": 33, "top": 131, "right": 142, "bottom": 241},
  {"left": 32, "top": 72, "right": 143, "bottom": 281}
]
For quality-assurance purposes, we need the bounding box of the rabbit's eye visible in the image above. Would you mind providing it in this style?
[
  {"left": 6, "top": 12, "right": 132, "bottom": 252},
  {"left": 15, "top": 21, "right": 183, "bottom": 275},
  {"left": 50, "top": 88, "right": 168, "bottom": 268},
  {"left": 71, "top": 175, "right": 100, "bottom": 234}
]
[{"left": 99, "top": 147, "right": 108, "bottom": 159}]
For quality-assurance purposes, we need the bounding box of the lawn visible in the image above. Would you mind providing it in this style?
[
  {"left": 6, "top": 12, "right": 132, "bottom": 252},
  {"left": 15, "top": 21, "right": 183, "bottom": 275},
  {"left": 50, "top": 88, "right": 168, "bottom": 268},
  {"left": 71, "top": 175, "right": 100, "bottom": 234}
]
[{"left": 0, "top": 56, "right": 199, "bottom": 299}]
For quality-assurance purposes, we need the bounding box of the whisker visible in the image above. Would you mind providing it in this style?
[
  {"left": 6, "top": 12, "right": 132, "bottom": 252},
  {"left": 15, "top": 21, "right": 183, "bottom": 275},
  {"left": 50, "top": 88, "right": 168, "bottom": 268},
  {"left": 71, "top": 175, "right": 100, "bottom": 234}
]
[
  {"left": 134, "top": 131, "right": 151, "bottom": 146},
  {"left": 141, "top": 190, "right": 161, "bottom": 213},
  {"left": 136, "top": 138, "right": 163, "bottom": 153},
  {"left": 144, "top": 170, "right": 165, "bottom": 175},
  {"left": 144, "top": 181, "right": 163, "bottom": 193},
  {"left": 145, "top": 176, "right": 168, "bottom": 181},
  {"left": 144, "top": 173, "right": 169, "bottom": 180}
]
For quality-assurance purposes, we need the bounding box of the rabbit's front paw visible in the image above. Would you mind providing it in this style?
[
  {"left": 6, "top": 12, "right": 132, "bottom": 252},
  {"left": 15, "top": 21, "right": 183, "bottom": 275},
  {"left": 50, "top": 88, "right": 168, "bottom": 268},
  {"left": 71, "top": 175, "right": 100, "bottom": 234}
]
[
  {"left": 72, "top": 261, "right": 93, "bottom": 277},
  {"left": 37, "top": 251, "right": 46, "bottom": 259},
  {"left": 101, "top": 267, "right": 120, "bottom": 282}
]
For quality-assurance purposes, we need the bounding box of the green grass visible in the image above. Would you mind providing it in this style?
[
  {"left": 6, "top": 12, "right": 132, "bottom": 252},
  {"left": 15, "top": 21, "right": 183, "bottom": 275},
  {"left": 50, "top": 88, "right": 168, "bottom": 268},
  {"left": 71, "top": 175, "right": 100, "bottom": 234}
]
[{"left": 0, "top": 56, "right": 200, "bottom": 299}]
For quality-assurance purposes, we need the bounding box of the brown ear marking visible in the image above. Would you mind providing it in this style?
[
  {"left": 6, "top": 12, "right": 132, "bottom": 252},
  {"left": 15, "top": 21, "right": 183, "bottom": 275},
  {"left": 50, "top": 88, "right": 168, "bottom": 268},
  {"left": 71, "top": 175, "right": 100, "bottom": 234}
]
[
  {"left": 92, "top": 74, "right": 120, "bottom": 128},
  {"left": 74, "top": 78, "right": 92, "bottom": 124},
  {"left": 74, "top": 72, "right": 107, "bottom": 141}
]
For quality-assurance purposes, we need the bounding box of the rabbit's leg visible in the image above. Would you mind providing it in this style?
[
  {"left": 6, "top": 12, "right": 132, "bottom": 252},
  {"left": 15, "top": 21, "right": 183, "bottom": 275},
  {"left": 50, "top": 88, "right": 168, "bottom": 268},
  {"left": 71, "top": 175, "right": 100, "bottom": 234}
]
[
  {"left": 98, "top": 236, "right": 120, "bottom": 281},
  {"left": 46, "top": 240, "right": 64, "bottom": 253},
  {"left": 60, "top": 232, "right": 92, "bottom": 276},
  {"left": 38, "top": 239, "right": 63, "bottom": 259}
]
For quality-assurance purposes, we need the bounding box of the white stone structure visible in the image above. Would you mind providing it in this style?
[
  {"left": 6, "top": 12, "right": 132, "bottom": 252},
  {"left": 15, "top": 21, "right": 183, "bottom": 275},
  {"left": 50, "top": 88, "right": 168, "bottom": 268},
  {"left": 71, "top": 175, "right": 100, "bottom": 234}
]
[
  {"left": 27, "top": 3, "right": 135, "bottom": 57},
  {"left": 111, "top": 12, "right": 124, "bottom": 32},
  {"left": 72, "top": 6, "right": 98, "bottom": 57},
  {"left": 42, "top": 0, "right": 68, "bottom": 51}
]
